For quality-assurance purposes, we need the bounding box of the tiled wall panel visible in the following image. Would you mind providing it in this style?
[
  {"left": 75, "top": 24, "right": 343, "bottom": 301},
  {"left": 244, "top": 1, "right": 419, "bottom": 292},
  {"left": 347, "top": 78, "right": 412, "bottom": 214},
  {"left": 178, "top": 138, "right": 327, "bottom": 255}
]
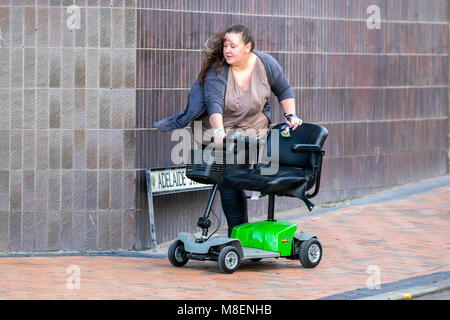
[{"left": 0, "top": 1, "right": 137, "bottom": 252}]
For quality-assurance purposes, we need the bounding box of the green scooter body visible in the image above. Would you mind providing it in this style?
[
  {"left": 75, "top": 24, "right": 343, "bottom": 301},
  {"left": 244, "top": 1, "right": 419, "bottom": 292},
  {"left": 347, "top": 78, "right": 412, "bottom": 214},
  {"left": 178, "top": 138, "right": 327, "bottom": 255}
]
[{"left": 230, "top": 220, "right": 297, "bottom": 257}]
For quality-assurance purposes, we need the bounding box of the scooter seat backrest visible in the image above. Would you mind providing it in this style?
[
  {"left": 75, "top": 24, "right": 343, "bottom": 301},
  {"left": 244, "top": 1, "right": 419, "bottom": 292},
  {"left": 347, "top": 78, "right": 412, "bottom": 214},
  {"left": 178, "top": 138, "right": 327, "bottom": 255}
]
[{"left": 262, "top": 123, "right": 328, "bottom": 169}]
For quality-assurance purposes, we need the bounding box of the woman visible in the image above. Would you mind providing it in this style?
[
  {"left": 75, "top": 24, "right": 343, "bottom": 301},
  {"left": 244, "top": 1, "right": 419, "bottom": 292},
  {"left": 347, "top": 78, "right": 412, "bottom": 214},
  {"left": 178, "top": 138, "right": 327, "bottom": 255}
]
[{"left": 197, "top": 25, "right": 302, "bottom": 236}]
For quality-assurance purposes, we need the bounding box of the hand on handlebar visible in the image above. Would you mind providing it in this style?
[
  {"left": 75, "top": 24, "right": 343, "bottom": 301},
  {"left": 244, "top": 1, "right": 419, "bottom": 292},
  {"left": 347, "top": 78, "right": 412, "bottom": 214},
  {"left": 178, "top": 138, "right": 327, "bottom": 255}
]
[{"left": 285, "top": 114, "right": 303, "bottom": 131}]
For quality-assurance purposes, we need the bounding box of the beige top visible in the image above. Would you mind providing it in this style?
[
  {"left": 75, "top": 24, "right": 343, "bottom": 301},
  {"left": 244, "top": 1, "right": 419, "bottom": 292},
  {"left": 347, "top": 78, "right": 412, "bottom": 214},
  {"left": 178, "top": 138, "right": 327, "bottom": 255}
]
[{"left": 196, "top": 57, "right": 270, "bottom": 144}]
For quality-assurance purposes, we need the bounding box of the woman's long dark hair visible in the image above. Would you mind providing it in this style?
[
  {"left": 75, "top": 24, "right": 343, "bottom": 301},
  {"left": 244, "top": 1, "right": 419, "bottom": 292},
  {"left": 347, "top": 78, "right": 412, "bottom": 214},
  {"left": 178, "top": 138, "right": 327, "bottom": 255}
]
[{"left": 198, "top": 24, "right": 255, "bottom": 86}]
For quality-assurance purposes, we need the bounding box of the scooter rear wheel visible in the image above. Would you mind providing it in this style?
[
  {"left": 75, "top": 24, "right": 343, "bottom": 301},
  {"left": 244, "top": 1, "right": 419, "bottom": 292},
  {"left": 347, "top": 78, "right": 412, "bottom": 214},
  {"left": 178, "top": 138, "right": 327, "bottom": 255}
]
[
  {"left": 168, "top": 240, "right": 189, "bottom": 267},
  {"left": 299, "top": 238, "right": 322, "bottom": 268}
]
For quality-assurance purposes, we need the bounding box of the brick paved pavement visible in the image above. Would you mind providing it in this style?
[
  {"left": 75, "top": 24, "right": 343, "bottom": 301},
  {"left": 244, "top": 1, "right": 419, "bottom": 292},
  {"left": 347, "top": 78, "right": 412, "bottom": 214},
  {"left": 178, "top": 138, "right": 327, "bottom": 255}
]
[{"left": 0, "top": 177, "right": 449, "bottom": 300}]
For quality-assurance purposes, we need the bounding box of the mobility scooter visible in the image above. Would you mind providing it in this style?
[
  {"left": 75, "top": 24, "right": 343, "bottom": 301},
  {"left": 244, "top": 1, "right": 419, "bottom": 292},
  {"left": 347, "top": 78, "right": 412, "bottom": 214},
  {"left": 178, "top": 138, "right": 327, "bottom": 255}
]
[{"left": 168, "top": 123, "right": 328, "bottom": 273}]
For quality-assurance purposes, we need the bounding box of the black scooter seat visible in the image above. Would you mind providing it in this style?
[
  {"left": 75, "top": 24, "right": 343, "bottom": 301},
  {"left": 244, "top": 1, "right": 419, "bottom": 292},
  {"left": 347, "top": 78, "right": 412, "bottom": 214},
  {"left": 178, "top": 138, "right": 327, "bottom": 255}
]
[{"left": 222, "top": 163, "right": 313, "bottom": 196}]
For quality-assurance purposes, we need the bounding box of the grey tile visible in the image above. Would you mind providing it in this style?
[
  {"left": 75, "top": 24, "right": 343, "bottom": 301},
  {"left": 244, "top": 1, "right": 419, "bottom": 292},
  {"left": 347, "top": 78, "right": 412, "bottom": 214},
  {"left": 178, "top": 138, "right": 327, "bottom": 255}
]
[
  {"left": 10, "top": 48, "right": 23, "bottom": 86},
  {"left": 123, "top": 129, "right": 135, "bottom": 169},
  {"left": 110, "top": 89, "right": 123, "bottom": 128},
  {"left": 74, "top": 49, "right": 86, "bottom": 88},
  {"left": 9, "top": 210, "right": 21, "bottom": 251},
  {"left": 98, "top": 89, "right": 111, "bottom": 128},
  {"left": 86, "top": 49, "right": 98, "bottom": 88},
  {"left": 61, "top": 170, "right": 73, "bottom": 209},
  {"left": 110, "top": 170, "right": 122, "bottom": 209},
  {"left": 124, "top": 48, "right": 135, "bottom": 88},
  {"left": 48, "top": 129, "right": 61, "bottom": 169},
  {"left": 86, "top": 8, "right": 99, "bottom": 47},
  {"left": 36, "top": 8, "right": 49, "bottom": 47},
  {"left": 99, "top": 8, "right": 111, "bottom": 48},
  {"left": 36, "top": 48, "right": 49, "bottom": 88},
  {"left": 122, "top": 170, "right": 134, "bottom": 209},
  {"left": 61, "top": 49, "right": 74, "bottom": 88},
  {"left": 48, "top": 7, "right": 62, "bottom": 47},
  {"left": 23, "top": 89, "right": 35, "bottom": 129},
  {"left": 0, "top": 49, "right": 10, "bottom": 88},
  {"left": 0, "top": 171, "right": 9, "bottom": 210},
  {"left": 98, "top": 130, "right": 110, "bottom": 168},
  {"left": 62, "top": 8, "right": 74, "bottom": 47},
  {"left": 9, "top": 170, "right": 22, "bottom": 209},
  {"left": 72, "top": 211, "right": 85, "bottom": 251},
  {"left": 61, "top": 130, "right": 73, "bottom": 169},
  {"left": 23, "top": 130, "right": 35, "bottom": 169},
  {"left": 36, "top": 130, "right": 49, "bottom": 169},
  {"left": 73, "top": 170, "right": 86, "bottom": 209},
  {"left": 74, "top": 89, "right": 86, "bottom": 128},
  {"left": 86, "top": 129, "right": 97, "bottom": 169},
  {"left": 73, "top": 129, "right": 86, "bottom": 169},
  {"left": 49, "top": 48, "right": 61, "bottom": 88},
  {"left": 49, "top": 88, "right": 61, "bottom": 128},
  {"left": 111, "top": 8, "right": 124, "bottom": 48},
  {"left": 22, "top": 170, "right": 35, "bottom": 210},
  {"left": 97, "top": 210, "right": 110, "bottom": 250},
  {"left": 60, "top": 210, "right": 73, "bottom": 250},
  {"left": 122, "top": 209, "right": 134, "bottom": 249},
  {"left": 110, "top": 210, "right": 121, "bottom": 249},
  {"left": 10, "top": 130, "right": 22, "bottom": 170},
  {"left": 10, "top": 88, "right": 22, "bottom": 129},
  {"left": 47, "top": 170, "right": 60, "bottom": 209},
  {"left": 73, "top": 7, "right": 86, "bottom": 48},
  {"left": 24, "top": 7, "right": 36, "bottom": 47},
  {"left": 122, "top": 89, "right": 135, "bottom": 128},
  {"left": 47, "top": 210, "right": 60, "bottom": 250},
  {"left": 86, "top": 170, "right": 97, "bottom": 209},
  {"left": 0, "top": 90, "right": 10, "bottom": 129},
  {"left": 0, "top": 213, "right": 9, "bottom": 251},
  {"left": 86, "top": 89, "right": 98, "bottom": 129},
  {"left": 35, "top": 170, "right": 48, "bottom": 209},
  {"left": 36, "top": 89, "right": 49, "bottom": 129},
  {"left": 34, "top": 210, "right": 48, "bottom": 250},
  {"left": 99, "top": 49, "right": 111, "bottom": 88},
  {"left": 0, "top": 130, "right": 9, "bottom": 169},
  {"left": 61, "top": 90, "right": 74, "bottom": 129},
  {"left": 0, "top": 8, "right": 11, "bottom": 48},
  {"left": 98, "top": 170, "right": 110, "bottom": 209},
  {"left": 111, "top": 50, "right": 124, "bottom": 89},
  {"left": 11, "top": 7, "right": 23, "bottom": 47},
  {"left": 85, "top": 210, "right": 98, "bottom": 250},
  {"left": 111, "top": 130, "right": 122, "bottom": 169},
  {"left": 21, "top": 210, "right": 35, "bottom": 251},
  {"left": 124, "top": 9, "right": 136, "bottom": 48},
  {"left": 24, "top": 48, "right": 36, "bottom": 88}
]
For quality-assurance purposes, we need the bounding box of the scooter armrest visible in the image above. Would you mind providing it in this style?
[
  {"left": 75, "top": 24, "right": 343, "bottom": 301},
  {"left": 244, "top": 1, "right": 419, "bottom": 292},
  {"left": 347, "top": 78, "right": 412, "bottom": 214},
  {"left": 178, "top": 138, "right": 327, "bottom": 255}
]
[{"left": 290, "top": 144, "right": 324, "bottom": 154}]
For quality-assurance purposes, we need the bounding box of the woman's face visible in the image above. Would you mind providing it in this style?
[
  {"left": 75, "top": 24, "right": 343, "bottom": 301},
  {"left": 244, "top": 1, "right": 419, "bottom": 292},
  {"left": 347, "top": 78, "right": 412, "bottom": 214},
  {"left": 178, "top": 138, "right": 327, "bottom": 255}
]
[{"left": 223, "top": 32, "right": 251, "bottom": 66}]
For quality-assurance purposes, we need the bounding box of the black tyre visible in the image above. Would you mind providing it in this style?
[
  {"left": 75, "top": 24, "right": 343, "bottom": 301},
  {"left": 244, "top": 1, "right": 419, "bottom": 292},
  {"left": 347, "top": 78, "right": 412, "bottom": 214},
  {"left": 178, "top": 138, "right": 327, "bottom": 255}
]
[
  {"left": 299, "top": 238, "right": 322, "bottom": 268},
  {"left": 168, "top": 240, "right": 189, "bottom": 267},
  {"left": 217, "top": 246, "right": 241, "bottom": 274}
]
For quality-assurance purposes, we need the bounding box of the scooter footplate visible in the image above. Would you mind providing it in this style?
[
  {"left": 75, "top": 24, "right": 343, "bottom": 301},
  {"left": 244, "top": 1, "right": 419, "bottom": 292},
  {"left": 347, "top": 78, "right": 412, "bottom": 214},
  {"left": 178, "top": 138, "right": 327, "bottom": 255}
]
[{"left": 242, "top": 247, "right": 280, "bottom": 260}]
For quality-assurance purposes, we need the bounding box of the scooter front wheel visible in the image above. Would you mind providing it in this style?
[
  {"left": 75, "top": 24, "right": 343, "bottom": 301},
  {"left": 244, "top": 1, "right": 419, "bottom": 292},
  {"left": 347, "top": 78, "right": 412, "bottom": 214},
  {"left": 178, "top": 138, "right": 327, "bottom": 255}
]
[
  {"left": 168, "top": 240, "right": 189, "bottom": 267},
  {"left": 217, "top": 246, "right": 241, "bottom": 274}
]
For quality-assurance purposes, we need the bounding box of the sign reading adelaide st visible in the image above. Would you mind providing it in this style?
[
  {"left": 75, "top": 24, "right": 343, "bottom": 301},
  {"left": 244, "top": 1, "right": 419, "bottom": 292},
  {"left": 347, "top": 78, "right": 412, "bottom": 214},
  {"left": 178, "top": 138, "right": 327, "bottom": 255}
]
[{"left": 149, "top": 167, "right": 211, "bottom": 195}]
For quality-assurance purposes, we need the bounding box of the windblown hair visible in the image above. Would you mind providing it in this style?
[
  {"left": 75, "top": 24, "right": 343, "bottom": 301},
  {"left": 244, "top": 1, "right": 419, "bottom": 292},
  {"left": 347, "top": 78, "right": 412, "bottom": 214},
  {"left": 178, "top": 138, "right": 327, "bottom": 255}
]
[{"left": 197, "top": 24, "right": 255, "bottom": 86}]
